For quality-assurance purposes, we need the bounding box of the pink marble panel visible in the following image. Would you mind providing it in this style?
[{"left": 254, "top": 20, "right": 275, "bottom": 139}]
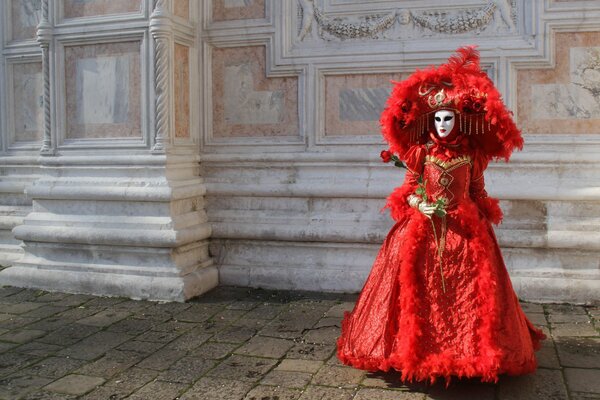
[
  {"left": 517, "top": 31, "right": 600, "bottom": 134},
  {"left": 12, "top": 62, "right": 44, "bottom": 143},
  {"left": 324, "top": 73, "right": 408, "bottom": 136},
  {"left": 174, "top": 44, "right": 190, "bottom": 139},
  {"left": 173, "top": 0, "right": 190, "bottom": 20},
  {"left": 212, "top": 46, "right": 299, "bottom": 138},
  {"left": 212, "top": 0, "right": 265, "bottom": 22},
  {"left": 65, "top": 41, "right": 142, "bottom": 139},
  {"left": 10, "top": 0, "right": 41, "bottom": 41},
  {"left": 63, "top": 0, "right": 141, "bottom": 19}
]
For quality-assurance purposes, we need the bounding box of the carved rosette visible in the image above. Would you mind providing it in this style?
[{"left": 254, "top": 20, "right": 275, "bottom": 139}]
[
  {"left": 37, "top": 0, "right": 53, "bottom": 155},
  {"left": 150, "top": 0, "right": 173, "bottom": 153}
]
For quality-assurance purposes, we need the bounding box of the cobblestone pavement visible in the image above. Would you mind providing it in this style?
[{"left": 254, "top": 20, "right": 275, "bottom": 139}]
[{"left": 0, "top": 285, "right": 598, "bottom": 400}]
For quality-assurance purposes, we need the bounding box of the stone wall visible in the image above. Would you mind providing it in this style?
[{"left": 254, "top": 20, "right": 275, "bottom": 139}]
[
  {"left": 0, "top": 0, "right": 216, "bottom": 301},
  {"left": 200, "top": 0, "right": 600, "bottom": 304},
  {"left": 0, "top": 0, "right": 599, "bottom": 303}
]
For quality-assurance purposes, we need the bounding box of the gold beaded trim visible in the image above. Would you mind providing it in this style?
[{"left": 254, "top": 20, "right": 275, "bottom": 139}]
[{"left": 425, "top": 155, "right": 472, "bottom": 170}]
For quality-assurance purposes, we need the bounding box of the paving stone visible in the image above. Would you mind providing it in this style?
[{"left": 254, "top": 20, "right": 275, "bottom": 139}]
[
  {"left": 105, "top": 317, "right": 155, "bottom": 335},
  {"left": 213, "top": 325, "right": 257, "bottom": 343},
  {"left": 359, "top": 370, "right": 428, "bottom": 391},
  {"left": 551, "top": 322, "right": 598, "bottom": 337},
  {"left": 13, "top": 341, "right": 62, "bottom": 357},
  {"left": 569, "top": 393, "right": 600, "bottom": 400},
  {"left": 127, "top": 380, "right": 187, "bottom": 400},
  {"left": 104, "top": 367, "right": 158, "bottom": 392},
  {"left": 231, "top": 318, "right": 270, "bottom": 330},
  {"left": 158, "top": 356, "right": 215, "bottom": 383},
  {"left": 286, "top": 343, "right": 336, "bottom": 361},
  {"left": 0, "top": 374, "right": 53, "bottom": 399},
  {"left": 81, "top": 296, "right": 128, "bottom": 309},
  {"left": 0, "top": 287, "right": 24, "bottom": 298},
  {"left": 116, "top": 339, "right": 165, "bottom": 356},
  {"left": 536, "top": 339, "right": 561, "bottom": 369},
  {"left": 0, "top": 301, "right": 43, "bottom": 314},
  {"left": 497, "top": 368, "right": 569, "bottom": 400},
  {"left": 32, "top": 292, "right": 70, "bottom": 303},
  {"left": 59, "top": 331, "right": 133, "bottom": 361},
  {"left": 37, "top": 324, "right": 100, "bottom": 346},
  {"left": 425, "top": 378, "right": 496, "bottom": 399},
  {"left": 0, "top": 351, "right": 39, "bottom": 376},
  {"left": 76, "top": 310, "right": 131, "bottom": 327},
  {"left": 0, "top": 328, "right": 47, "bottom": 343},
  {"left": 325, "top": 302, "right": 355, "bottom": 318},
  {"left": 75, "top": 350, "right": 143, "bottom": 378},
  {"left": 21, "top": 306, "right": 71, "bottom": 319},
  {"left": 520, "top": 303, "right": 545, "bottom": 314},
  {"left": 526, "top": 312, "right": 548, "bottom": 326},
  {"left": 51, "top": 294, "right": 95, "bottom": 308},
  {"left": 546, "top": 304, "right": 587, "bottom": 315},
  {"left": 235, "top": 336, "right": 295, "bottom": 358},
  {"left": 210, "top": 309, "right": 248, "bottom": 324},
  {"left": 207, "top": 354, "right": 277, "bottom": 382},
  {"left": 20, "top": 390, "right": 78, "bottom": 399},
  {"left": 564, "top": 368, "right": 600, "bottom": 394},
  {"left": 548, "top": 313, "right": 591, "bottom": 324},
  {"left": 302, "top": 326, "right": 341, "bottom": 345},
  {"left": 242, "top": 303, "right": 286, "bottom": 320},
  {"left": 110, "top": 300, "right": 152, "bottom": 313},
  {"left": 311, "top": 365, "right": 365, "bottom": 388},
  {"left": 555, "top": 337, "right": 600, "bottom": 368},
  {"left": 276, "top": 359, "right": 324, "bottom": 373},
  {"left": 136, "top": 348, "right": 186, "bottom": 371},
  {"left": 0, "top": 313, "right": 12, "bottom": 322},
  {"left": 326, "top": 353, "right": 345, "bottom": 366},
  {"left": 244, "top": 385, "right": 302, "bottom": 400},
  {"left": 298, "top": 385, "right": 355, "bottom": 400},
  {"left": 24, "top": 356, "right": 86, "bottom": 379},
  {"left": 314, "top": 316, "right": 342, "bottom": 329},
  {"left": 0, "top": 315, "right": 38, "bottom": 330},
  {"left": 226, "top": 300, "right": 261, "bottom": 311},
  {"left": 261, "top": 369, "right": 313, "bottom": 388},
  {"left": 191, "top": 341, "right": 240, "bottom": 359},
  {"left": 77, "top": 384, "right": 132, "bottom": 400},
  {"left": 54, "top": 306, "right": 103, "bottom": 321},
  {"left": 151, "top": 319, "right": 197, "bottom": 333},
  {"left": 135, "top": 329, "right": 182, "bottom": 343},
  {"left": 0, "top": 341, "right": 17, "bottom": 353},
  {"left": 44, "top": 374, "right": 106, "bottom": 396},
  {"left": 180, "top": 376, "right": 253, "bottom": 400},
  {"left": 354, "top": 388, "right": 425, "bottom": 399},
  {"left": 174, "top": 304, "right": 223, "bottom": 323},
  {"left": 164, "top": 331, "right": 212, "bottom": 351}
]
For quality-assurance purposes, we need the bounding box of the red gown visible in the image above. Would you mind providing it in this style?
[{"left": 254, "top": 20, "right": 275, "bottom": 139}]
[{"left": 336, "top": 134, "right": 546, "bottom": 385}]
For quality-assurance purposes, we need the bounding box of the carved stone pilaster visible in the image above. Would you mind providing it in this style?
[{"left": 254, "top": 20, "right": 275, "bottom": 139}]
[
  {"left": 36, "top": 0, "right": 53, "bottom": 155},
  {"left": 150, "top": 0, "right": 173, "bottom": 153}
]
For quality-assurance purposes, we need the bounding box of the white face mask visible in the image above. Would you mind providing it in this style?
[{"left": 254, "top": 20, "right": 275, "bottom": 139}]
[{"left": 434, "top": 110, "right": 455, "bottom": 138}]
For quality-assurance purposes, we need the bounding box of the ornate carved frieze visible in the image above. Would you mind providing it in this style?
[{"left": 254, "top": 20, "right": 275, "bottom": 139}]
[{"left": 298, "top": 0, "right": 517, "bottom": 41}]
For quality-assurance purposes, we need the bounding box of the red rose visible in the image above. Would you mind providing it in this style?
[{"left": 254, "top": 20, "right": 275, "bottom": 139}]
[
  {"left": 380, "top": 150, "right": 393, "bottom": 163},
  {"left": 401, "top": 100, "right": 411, "bottom": 113}
]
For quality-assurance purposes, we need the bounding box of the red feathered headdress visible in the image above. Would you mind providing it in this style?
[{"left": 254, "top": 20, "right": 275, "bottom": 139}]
[{"left": 380, "top": 46, "right": 523, "bottom": 161}]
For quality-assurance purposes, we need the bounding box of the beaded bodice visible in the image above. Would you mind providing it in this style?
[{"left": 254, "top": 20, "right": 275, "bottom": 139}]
[{"left": 423, "top": 155, "right": 472, "bottom": 209}]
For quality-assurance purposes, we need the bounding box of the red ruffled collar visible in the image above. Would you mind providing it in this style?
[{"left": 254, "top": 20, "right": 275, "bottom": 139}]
[{"left": 428, "top": 130, "right": 472, "bottom": 160}]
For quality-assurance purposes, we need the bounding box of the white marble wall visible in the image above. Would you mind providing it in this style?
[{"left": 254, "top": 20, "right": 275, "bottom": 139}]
[
  {"left": 200, "top": 0, "right": 600, "bottom": 304},
  {"left": 0, "top": 0, "right": 215, "bottom": 301}
]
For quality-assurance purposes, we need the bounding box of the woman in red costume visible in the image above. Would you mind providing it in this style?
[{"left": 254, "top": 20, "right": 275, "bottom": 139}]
[{"left": 336, "top": 47, "right": 546, "bottom": 385}]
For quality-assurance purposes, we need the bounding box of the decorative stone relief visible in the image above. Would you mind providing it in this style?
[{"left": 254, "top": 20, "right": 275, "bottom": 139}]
[
  {"left": 11, "top": 62, "right": 44, "bottom": 143},
  {"left": 324, "top": 73, "right": 407, "bottom": 136},
  {"left": 212, "top": 0, "right": 265, "bottom": 22},
  {"left": 517, "top": 32, "right": 600, "bottom": 134},
  {"left": 10, "top": 0, "right": 41, "bottom": 41},
  {"left": 64, "top": 42, "right": 142, "bottom": 139},
  {"left": 174, "top": 44, "right": 190, "bottom": 139},
  {"left": 212, "top": 46, "right": 299, "bottom": 137},
  {"left": 62, "top": 0, "right": 141, "bottom": 19},
  {"left": 298, "top": 0, "right": 517, "bottom": 41}
]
